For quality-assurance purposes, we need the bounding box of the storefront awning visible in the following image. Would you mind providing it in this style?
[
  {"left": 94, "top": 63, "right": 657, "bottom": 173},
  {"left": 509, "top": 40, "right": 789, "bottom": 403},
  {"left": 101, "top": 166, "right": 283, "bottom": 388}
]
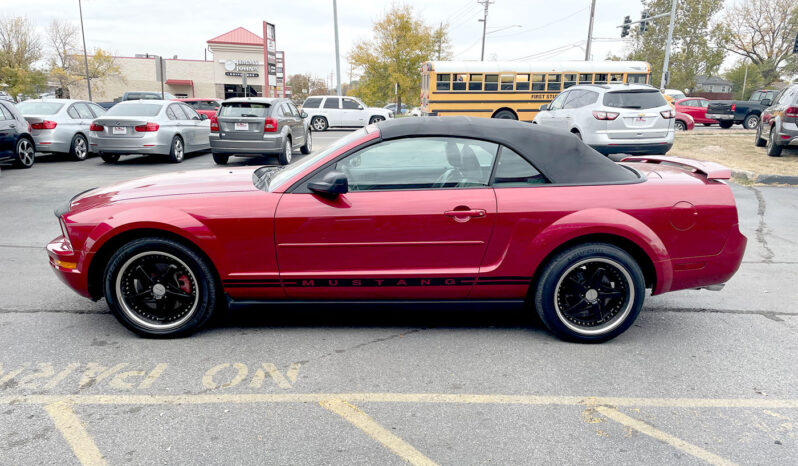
[{"left": 165, "top": 79, "right": 193, "bottom": 86}]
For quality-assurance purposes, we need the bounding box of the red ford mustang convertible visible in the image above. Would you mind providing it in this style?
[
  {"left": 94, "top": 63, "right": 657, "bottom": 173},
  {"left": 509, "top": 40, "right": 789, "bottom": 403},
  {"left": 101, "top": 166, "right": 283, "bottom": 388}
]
[{"left": 47, "top": 117, "right": 746, "bottom": 342}]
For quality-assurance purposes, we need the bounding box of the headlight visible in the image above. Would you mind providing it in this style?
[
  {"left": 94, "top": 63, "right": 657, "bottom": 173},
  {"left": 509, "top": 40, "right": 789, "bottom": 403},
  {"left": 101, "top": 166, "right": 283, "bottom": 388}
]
[{"left": 59, "top": 216, "right": 73, "bottom": 249}]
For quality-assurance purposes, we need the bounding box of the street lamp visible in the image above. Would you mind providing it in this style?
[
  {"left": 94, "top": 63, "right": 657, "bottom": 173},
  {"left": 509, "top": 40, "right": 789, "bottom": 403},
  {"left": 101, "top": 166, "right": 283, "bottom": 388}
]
[{"left": 78, "top": 0, "right": 92, "bottom": 101}]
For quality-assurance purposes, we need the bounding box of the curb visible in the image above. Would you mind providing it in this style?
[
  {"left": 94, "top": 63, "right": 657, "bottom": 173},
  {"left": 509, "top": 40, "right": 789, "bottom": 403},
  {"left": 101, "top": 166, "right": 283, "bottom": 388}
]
[{"left": 731, "top": 169, "right": 798, "bottom": 185}]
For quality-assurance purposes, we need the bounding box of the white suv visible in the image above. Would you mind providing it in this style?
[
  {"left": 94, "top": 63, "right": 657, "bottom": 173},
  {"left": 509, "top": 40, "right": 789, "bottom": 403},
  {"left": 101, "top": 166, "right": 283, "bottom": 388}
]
[
  {"left": 301, "top": 95, "right": 393, "bottom": 131},
  {"left": 533, "top": 84, "right": 675, "bottom": 155}
]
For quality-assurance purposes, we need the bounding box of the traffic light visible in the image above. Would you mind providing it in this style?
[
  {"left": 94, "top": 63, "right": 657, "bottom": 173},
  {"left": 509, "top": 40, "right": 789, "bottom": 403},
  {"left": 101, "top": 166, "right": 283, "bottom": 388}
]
[
  {"left": 621, "top": 16, "right": 632, "bottom": 38},
  {"left": 640, "top": 11, "right": 650, "bottom": 34}
]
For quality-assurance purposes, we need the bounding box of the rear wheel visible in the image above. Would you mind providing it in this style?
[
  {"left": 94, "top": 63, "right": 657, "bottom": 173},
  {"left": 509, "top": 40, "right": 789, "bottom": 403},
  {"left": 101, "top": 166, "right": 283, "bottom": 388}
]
[
  {"left": 493, "top": 110, "right": 517, "bottom": 120},
  {"left": 70, "top": 134, "right": 89, "bottom": 161},
  {"left": 533, "top": 243, "right": 645, "bottom": 343},
  {"left": 101, "top": 153, "right": 120, "bottom": 163},
  {"left": 13, "top": 138, "right": 35, "bottom": 168},
  {"left": 369, "top": 116, "right": 385, "bottom": 124},
  {"left": 311, "top": 116, "right": 328, "bottom": 132},
  {"left": 754, "top": 124, "right": 766, "bottom": 147},
  {"left": 702, "top": 123, "right": 712, "bottom": 127},
  {"left": 212, "top": 153, "right": 229, "bottom": 165},
  {"left": 674, "top": 120, "right": 687, "bottom": 131},
  {"left": 766, "top": 126, "right": 782, "bottom": 157},
  {"left": 300, "top": 129, "right": 312, "bottom": 154},
  {"left": 278, "top": 137, "right": 292, "bottom": 165},
  {"left": 168, "top": 136, "right": 184, "bottom": 163},
  {"left": 743, "top": 114, "right": 760, "bottom": 130},
  {"left": 719, "top": 120, "right": 733, "bottom": 129},
  {"left": 103, "top": 237, "right": 218, "bottom": 338}
]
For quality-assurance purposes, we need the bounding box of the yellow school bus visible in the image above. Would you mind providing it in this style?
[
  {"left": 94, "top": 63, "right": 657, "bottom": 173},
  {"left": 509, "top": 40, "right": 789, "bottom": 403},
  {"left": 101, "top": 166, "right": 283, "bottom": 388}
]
[{"left": 420, "top": 61, "right": 651, "bottom": 121}]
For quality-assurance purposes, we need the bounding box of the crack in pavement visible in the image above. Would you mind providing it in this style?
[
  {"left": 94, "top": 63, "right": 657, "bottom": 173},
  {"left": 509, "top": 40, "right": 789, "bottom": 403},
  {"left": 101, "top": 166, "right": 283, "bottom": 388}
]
[
  {"left": 748, "top": 186, "right": 775, "bottom": 263},
  {"left": 0, "top": 244, "right": 44, "bottom": 250},
  {"left": 646, "top": 307, "right": 790, "bottom": 322},
  {"left": 0, "top": 309, "right": 109, "bottom": 315}
]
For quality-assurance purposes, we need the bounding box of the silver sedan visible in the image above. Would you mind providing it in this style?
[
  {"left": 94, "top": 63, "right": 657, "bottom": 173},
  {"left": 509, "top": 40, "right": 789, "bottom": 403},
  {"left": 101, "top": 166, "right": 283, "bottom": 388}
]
[
  {"left": 89, "top": 100, "right": 210, "bottom": 163},
  {"left": 17, "top": 99, "right": 107, "bottom": 161}
]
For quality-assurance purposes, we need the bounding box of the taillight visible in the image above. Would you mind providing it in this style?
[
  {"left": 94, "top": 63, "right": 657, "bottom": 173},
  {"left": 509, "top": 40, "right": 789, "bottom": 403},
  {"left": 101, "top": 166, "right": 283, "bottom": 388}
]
[
  {"left": 785, "top": 107, "right": 798, "bottom": 118},
  {"left": 31, "top": 120, "right": 57, "bottom": 130},
  {"left": 134, "top": 122, "right": 159, "bottom": 132},
  {"left": 264, "top": 117, "right": 278, "bottom": 132},
  {"left": 592, "top": 111, "right": 619, "bottom": 120},
  {"left": 730, "top": 104, "right": 735, "bottom": 111},
  {"left": 210, "top": 115, "right": 219, "bottom": 132},
  {"left": 660, "top": 109, "right": 675, "bottom": 119},
  {"left": 89, "top": 123, "right": 104, "bottom": 131}
]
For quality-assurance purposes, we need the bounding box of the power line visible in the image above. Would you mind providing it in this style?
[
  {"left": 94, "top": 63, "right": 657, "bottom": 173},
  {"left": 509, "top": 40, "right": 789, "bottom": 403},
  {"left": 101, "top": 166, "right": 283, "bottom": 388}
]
[
  {"left": 488, "top": 6, "right": 589, "bottom": 39},
  {"left": 511, "top": 40, "right": 586, "bottom": 61}
]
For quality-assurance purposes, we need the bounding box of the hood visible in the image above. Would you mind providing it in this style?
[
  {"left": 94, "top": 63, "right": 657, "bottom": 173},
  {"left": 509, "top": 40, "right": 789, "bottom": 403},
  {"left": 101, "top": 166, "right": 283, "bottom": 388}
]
[{"left": 69, "top": 167, "right": 261, "bottom": 211}]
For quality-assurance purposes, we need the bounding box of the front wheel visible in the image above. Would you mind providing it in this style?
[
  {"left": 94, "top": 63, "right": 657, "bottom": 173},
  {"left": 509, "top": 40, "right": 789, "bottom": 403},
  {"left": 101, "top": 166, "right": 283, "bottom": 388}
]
[
  {"left": 300, "top": 129, "right": 312, "bottom": 154},
  {"left": 13, "top": 138, "right": 35, "bottom": 168},
  {"left": 168, "top": 136, "right": 184, "bottom": 163},
  {"left": 311, "top": 116, "right": 328, "bottom": 132},
  {"left": 103, "top": 237, "right": 218, "bottom": 338},
  {"left": 743, "top": 114, "right": 760, "bottom": 130},
  {"left": 674, "top": 120, "right": 687, "bottom": 131},
  {"left": 533, "top": 243, "right": 645, "bottom": 343},
  {"left": 369, "top": 116, "right": 385, "bottom": 124},
  {"left": 278, "top": 137, "right": 292, "bottom": 165}
]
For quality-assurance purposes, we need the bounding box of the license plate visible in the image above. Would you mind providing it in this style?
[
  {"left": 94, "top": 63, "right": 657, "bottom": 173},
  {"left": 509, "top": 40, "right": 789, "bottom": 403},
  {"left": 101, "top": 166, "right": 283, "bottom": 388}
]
[
  {"left": 112, "top": 126, "right": 126, "bottom": 135},
  {"left": 234, "top": 122, "right": 248, "bottom": 130}
]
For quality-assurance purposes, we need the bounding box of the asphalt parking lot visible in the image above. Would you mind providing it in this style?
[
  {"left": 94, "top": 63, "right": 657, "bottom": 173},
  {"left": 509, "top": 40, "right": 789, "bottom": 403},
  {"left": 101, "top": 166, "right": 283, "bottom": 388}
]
[{"left": 1, "top": 129, "right": 796, "bottom": 465}]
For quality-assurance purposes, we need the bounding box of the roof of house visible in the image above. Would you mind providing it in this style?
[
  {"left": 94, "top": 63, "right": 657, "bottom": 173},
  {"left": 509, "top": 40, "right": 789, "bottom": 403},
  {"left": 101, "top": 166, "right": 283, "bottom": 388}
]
[
  {"left": 207, "top": 27, "right": 263, "bottom": 46},
  {"left": 696, "top": 76, "right": 732, "bottom": 86}
]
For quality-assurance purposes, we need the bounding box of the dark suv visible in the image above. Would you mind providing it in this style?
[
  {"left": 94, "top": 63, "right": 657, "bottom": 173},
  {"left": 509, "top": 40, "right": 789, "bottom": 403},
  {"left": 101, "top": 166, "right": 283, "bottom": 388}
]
[
  {"left": 755, "top": 84, "right": 798, "bottom": 157},
  {"left": 0, "top": 100, "right": 36, "bottom": 168},
  {"left": 209, "top": 97, "right": 311, "bottom": 165}
]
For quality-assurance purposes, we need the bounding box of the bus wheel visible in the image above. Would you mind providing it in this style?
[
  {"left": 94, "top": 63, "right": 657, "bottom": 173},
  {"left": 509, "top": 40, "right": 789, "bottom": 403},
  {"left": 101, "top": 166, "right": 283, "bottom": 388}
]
[{"left": 493, "top": 110, "right": 517, "bottom": 120}]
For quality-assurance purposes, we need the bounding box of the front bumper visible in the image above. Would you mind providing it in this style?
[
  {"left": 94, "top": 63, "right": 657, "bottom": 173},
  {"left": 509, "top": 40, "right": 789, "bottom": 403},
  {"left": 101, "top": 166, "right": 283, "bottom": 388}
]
[
  {"left": 46, "top": 236, "right": 91, "bottom": 299},
  {"left": 209, "top": 133, "right": 283, "bottom": 156},
  {"left": 705, "top": 114, "right": 734, "bottom": 120}
]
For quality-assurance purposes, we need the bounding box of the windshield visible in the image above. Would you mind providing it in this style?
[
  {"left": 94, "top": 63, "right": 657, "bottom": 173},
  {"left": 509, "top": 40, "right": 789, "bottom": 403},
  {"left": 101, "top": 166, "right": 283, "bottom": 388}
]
[
  {"left": 603, "top": 90, "right": 667, "bottom": 109},
  {"left": 219, "top": 102, "right": 271, "bottom": 117},
  {"left": 104, "top": 103, "right": 163, "bottom": 117},
  {"left": 16, "top": 101, "right": 64, "bottom": 115},
  {"left": 264, "top": 128, "right": 368, "bottom": 191}
]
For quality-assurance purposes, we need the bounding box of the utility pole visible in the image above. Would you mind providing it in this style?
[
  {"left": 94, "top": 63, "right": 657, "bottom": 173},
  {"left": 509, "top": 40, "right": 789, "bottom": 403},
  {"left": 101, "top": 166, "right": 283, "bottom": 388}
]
[
  {"left": 77, "top": 0, "right": 92, "bottom": 101},
  {"left": 584, "top": 0, "right": 596, "bottom": 61},
  {"left": 478, "top": 0, "right": 494, "bottom": 61},
  {"left": 660, "top": 0, "right": 677, "bottom": 90},
  {"left": 437, "top": 22, "right": 443, "bottom": 60},
  {"left": 332, "top": 0, "right": 342, "bottom": 96},
  {"left": 741, "top": 60, "right": 749, "bottom": 100}
]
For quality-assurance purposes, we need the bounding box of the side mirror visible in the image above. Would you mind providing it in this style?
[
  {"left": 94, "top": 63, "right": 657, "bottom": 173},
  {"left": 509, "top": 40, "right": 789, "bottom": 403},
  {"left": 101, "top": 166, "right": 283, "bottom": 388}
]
[
  {"left": 199, "top": 113, "right": 209, "bottom": 120},
  {"left": 308, "top": 170, "right": 348, "bottom": 196},
  {"left": 300, "top": 111, "right": 308, "bottom": 118},
  {"left": 539, "top": 104, "right": 549, "bottom": 111},
  {"left": 761, "top": 99, "right": 771, "bottom": 106}
]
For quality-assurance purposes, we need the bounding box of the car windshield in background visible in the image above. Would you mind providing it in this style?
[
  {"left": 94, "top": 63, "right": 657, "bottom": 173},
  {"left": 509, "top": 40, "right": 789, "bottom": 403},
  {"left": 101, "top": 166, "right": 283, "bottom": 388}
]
[
  {"left": 603, "top": 90, "right": 667, "bottom": 109},
  {"left": 104, "top": 103, "right": 163, "bottom": 117},
  {"left": 219, "top": 103, "right": 271, "bottom": 117},
  {"left": 16, "top": 102, "right": 64, "bottom": 115}
]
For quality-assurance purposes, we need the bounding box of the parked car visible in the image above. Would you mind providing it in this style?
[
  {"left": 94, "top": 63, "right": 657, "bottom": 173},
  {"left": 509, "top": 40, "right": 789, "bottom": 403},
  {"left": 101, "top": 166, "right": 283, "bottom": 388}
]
[
  {"left": 662, "top": 89, "right": 686, "bottom": 106},
  {"left": 0, "top": 99, "right": 36, "bottom": 168},
  {"left": 210, "top": 97, "right": 310, "bottom": 165},
  {"left": 674, "top": 97, "right": 717, "bottom": 126},
  {"left": 533, "top": 83, "right": 674, "bottom": 155},
  {"left": 384, "top": 103, "right": 409, "bottom": 114},
  {"left": 674, "top": 112, "right": 694, "bottom": 131},
  {"left": 301, "top": 95, "right": 392, "bottom": 131},
  {"left": 0, "top": 91, "right": 14, "bottom": 102},
  {"left": 706, "top": 90, "right": 779, "bottom": 129},
  {"left": 755, "top": 84, "right": 798, "bottom": 157},
  {"left": 16, "top": 99, "right": 106, "bottom": 161},
  {"left": 97, "top": 91, "right": 178, "bottom": 110},
  {"left": 48, "top": 117, "right": 746, "bottom": 341},
  {"left": 88, "top": 100, "right": 210, "bottom": 164},
  {"left": 174, "top": 98, "right": 222, "bottom": 119},
  {"left": 410, "top": 106, "right": 422, "bottom": 117}
]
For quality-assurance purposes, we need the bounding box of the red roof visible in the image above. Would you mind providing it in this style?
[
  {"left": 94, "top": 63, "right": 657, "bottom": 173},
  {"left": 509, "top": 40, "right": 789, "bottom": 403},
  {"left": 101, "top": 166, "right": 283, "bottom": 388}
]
[{"left": 207, "top": 27, "right": 263, "bottom": 46}]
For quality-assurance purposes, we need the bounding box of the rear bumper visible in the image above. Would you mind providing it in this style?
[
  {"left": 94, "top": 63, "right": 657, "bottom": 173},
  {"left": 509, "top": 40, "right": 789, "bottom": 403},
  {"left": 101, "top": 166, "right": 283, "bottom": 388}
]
[
  {"left": 591, "top": 143, "right": 673, "bottom": 155},
  {"left": 46, "top": 236, "right": 91, "bottom": 299},
  {"left": 705, "top": 114, "right": 734, "bottom": 120},
  {"left": 209, "top": 133, "right": 283, "bottom": 155},
  {"left": 90, "top": 133, "right": 170, "bottom": 155},
  {"left": 664, "top": 224, "right": 747, "bottom": 294}
]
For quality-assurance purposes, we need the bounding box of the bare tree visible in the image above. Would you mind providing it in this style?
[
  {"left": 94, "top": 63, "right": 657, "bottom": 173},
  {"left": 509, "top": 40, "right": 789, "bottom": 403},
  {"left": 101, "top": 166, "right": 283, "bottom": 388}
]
[
  {"left": 48, "top": 19, "right": 79, "bottom": 69},
  {"left": 0, "top": 16, "right": 42, "bottom": 69},
  {"left": 722, "top": 0, "right": 798, "bottom": 83}
]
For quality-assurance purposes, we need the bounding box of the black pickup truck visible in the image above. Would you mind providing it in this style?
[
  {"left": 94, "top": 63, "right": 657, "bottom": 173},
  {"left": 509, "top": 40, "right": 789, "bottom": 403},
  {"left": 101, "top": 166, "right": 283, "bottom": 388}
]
[{"left": 706, "top": 90, "right": 779, "bottom": 129}]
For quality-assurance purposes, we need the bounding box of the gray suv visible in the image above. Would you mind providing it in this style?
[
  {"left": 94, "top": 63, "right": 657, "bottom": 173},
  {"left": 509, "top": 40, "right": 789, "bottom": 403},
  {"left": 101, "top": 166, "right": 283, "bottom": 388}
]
[
  {"left": 210, "top": 97, "right": 311, "bottom": 165},
  {"left": 755, "top": 84, "right": 798, "bottom": 157}
]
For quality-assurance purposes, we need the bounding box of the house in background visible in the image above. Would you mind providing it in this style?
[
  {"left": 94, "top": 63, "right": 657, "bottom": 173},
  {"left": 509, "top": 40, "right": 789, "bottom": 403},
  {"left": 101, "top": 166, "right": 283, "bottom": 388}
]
[{"left": 692, "top": 76, "right": 733, "bottom": 100}]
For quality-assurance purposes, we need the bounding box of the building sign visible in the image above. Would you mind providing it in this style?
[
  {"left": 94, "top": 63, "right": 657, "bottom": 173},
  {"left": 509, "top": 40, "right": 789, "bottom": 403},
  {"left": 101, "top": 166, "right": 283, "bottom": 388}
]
[
  {"left": 225, "top": 72, "right": 259, "bottom": 77},
  {"left": 276, "top": 51, "right": 286, "bottom": 98},
  {"left": 222, "top": 59, "right": 263, "bottom": 73},
  {"left": 263, "top": 21, "right": 277, "bottom": 96}
]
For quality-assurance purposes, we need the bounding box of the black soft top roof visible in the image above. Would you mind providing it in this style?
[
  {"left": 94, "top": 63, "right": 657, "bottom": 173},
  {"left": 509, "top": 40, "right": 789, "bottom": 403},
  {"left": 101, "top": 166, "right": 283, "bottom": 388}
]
[{"left": 377, "top": 117, "right": 639, "bottom": 184}]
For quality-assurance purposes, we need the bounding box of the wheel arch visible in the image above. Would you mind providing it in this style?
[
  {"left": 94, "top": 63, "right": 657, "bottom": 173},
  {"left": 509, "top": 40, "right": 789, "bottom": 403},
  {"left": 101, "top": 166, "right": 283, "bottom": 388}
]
[{"left": 491, "top": 107, "right": 518, "bottom": 120}]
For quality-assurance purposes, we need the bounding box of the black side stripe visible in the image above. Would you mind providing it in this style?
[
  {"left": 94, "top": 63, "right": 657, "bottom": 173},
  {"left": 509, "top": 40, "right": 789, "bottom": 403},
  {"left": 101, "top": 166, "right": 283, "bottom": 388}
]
[{"left": 223, "top": 276, "right": 531, "bottom": 288}]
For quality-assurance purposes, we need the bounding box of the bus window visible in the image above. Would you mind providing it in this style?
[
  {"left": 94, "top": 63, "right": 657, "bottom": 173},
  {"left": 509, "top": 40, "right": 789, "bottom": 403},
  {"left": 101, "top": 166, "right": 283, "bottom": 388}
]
[
  {"left": 485, "top": 74, "right": 499, "bottom": 91},
  {"left": 579, "top": 73, "right": 593, "bottom": 84},
  {"left": 626, "top": 73, "right": 647, "bottom": 84},
  {"left": 516, "top": 74, "right": 530, "bottom": 91},
  {"left": 436, "top": 73, "right": 451, "bottom": 91},
  {"left": 563, "top": 73, "right": 577, "bottom": 89},
  {"left": 531, "top": 74, "right": 545, "bottom": 91},
  {"left": 468, "top": 74, "right": 483, "bottom": 91},
  {"left": 500, "top": 74, "right": 514, "bottom": 91},
  {"left": 594, "top": 73, "right": 608, "bottom": 84},
  {"left": 547, "top": 74, "right": 561, "bottom": 91},
  {"left": 610, "top": 73, "right": 623, "bottom": 83},
  {"left": 452, "top": 73, "right": 467, "bottom": 91}
]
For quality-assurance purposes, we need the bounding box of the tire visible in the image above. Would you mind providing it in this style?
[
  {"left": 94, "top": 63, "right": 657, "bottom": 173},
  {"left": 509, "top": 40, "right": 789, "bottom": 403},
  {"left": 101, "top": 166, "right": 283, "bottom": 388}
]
[
  {"left": 13, "top": 138, "right": 35, "bottom": 168},
  {"left": 300, "top": 129, "right": 312, "bottom": 155},
  {"left": 743, "top": 114, "right": 760, "bottom": 130},
  {"left": 674, "top": 120, "right": 687, "bottom": 131},
  {"left": 369, "top": 116, "right": 385, "bottom": 124},
  {"left": 493, "top": 110, "right": 517, "bottom": 120},
  {"left": 101, "top": 153, "right": 120, "bottom": 163},
  {"left": 212, "top": 153, "right": 229, "bottom": 165},
  {"left": 311, "top": 116, "right": 328, "bottom": 132},
  {"left": 103, "top": 237, "right": 218, "bottom": 338},
  {"left": 278, "top": 137, "right": 292, "bottom": 165},
  {"left": 702, "top": 123, "right": 711, "bottom": 127},
  {"left": 719, "top": 120, "right": 733, "bottom": 129},
  {"left": 754, "top": 124, "right": 766, "bottom": 147},
  {"left": 533, "top": 243, "right": 645, "bottom": 343},
  {"left": 766, "top": 126, "right": 782, "bottom": 157},
  {"left": 168, "top": 136, "right": 185, "bottom": 163},
  {"left": 69, "top": 134, "right": 89, "bottom": 161}
]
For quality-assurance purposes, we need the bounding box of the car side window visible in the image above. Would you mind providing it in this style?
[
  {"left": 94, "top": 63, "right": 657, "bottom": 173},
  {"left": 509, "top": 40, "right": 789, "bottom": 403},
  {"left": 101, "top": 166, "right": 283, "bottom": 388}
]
[
  {"left": 181, "top": 104, "right": 200, "bottom": 120},
  {"left": 303, "top": 97, "right": 321, "bottom": 109},
  {"left": 548, "top": 92, "right": 568, "bottom": 111},
  {"left": 323, "top": 98, "right": 340, "bottom": 109},
  {"left": 341, "top": 98, "right": 361, "bottom": 110},
  {"left": 67, "top": 105, "right": 80, "bottom": 119},
  {"left": 165, "top": 106, "right": 178, "bottom": 120},
  {"left": 274, "top": 104, "right": 285, "bottom": 117},
  {"left": 493, "top": 147, "right": 548, "bottom": 187},
  {"left": 88, "top": 103, "right": 106, "bottom": 117},
  {"left": 314, "top": 137, "right": 498, "bottom": 192},
  {"left": 563, "top": 90, "right": 584, "bottom": 109},
  {"left": 74, "top": 103, "right": 94, "bottom": 119},
  {"left": 0, "top": 103, "right": 11, "bottom": 120},
  {"left": 287, "top": 102, "right": 301, "bottom": 116}
]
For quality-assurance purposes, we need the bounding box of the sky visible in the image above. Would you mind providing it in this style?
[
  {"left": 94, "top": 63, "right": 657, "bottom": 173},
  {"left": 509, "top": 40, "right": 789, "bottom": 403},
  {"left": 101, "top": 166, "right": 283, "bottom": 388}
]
[{"left": 2, "top": 0, "right": 732, "bottom": 85}]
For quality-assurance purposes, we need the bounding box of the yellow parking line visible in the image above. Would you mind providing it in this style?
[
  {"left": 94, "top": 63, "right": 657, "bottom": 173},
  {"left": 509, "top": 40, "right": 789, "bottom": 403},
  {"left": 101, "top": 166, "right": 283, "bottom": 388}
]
[
  {"left": 44, "top": 401, "right": 106, "bottom": 466},
  {"left": 596, "top": 406, "right": 737, "bottom": 466},
  {"left": 320, "top": 398, "right": 438, "bottom": 466}
]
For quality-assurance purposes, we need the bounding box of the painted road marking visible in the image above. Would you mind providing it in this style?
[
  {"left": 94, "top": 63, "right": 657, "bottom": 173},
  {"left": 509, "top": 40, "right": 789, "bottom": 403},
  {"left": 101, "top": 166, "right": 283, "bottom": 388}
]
[
  {"left": 44, "top": 401, "right": 106, "bottom": 466},
  {"left": 597, "top": 406, "right": 737, "bottom": 466},
  {"left": 321, "top": 398, "right": 438, "bottom": 466}
]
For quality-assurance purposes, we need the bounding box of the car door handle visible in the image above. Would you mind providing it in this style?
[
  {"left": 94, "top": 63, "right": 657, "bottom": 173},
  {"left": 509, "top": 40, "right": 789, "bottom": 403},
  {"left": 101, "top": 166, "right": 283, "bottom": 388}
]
[{"left": 445, "top": 209, "right": 486, "bottom": 219}]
